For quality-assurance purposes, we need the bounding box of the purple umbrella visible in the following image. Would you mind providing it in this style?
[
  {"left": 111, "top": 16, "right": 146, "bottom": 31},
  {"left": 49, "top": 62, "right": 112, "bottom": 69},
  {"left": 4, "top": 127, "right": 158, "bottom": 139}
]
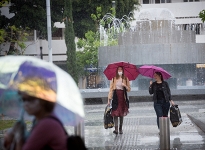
[{"left": 139, "top": 65, "right": 171, "bottom": 80}]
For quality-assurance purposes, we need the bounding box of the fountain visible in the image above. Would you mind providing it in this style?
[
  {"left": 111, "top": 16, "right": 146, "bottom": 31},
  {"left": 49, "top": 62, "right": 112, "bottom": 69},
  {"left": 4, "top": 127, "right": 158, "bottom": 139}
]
[{"left": 80, "top": 8, "right": 205, "bottom": 102}]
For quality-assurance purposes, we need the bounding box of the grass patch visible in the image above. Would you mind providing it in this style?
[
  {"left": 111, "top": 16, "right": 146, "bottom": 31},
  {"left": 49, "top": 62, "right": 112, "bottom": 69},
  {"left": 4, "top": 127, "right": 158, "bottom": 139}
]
[{"left": 0, "top": 120, "right": 31, "bottom": 131}]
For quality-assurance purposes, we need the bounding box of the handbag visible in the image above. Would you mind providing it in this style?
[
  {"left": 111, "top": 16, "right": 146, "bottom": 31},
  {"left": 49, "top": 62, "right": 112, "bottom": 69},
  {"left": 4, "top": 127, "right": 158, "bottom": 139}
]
[
  {"left": 170, "top": 105, "right": 182, "bottom": 127},
  {"left": 103, "top": 105, "right": 114, "bottom": 129}
]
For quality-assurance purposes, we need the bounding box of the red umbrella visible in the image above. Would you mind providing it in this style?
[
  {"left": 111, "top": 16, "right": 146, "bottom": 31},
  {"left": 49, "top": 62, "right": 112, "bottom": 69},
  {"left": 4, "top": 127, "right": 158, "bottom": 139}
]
[
  {"left": 103, "top": 61, "right": 139, "bottom": 80},
  {"left": 139, "top": 65, "right": 171, "bottom": 80}
]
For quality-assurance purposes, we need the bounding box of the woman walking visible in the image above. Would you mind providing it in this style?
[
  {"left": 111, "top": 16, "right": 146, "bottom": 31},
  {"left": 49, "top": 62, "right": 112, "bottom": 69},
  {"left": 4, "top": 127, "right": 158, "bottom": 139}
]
[
  {"left": 149, "top": 72, "right": 175, "bottom": 129},
  {"left": 108, "top": 66, "right": 130, "bottom": 134}
]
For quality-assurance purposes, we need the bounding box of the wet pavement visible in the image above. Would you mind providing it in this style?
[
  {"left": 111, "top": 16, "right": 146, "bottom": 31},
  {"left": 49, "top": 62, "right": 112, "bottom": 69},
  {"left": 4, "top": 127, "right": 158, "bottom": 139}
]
[
  {"left": 80, "top": 100, "right": 205, "bottom": 150},
  {"left": 1, "top": 99, "right": 205, "bottom": 150}
]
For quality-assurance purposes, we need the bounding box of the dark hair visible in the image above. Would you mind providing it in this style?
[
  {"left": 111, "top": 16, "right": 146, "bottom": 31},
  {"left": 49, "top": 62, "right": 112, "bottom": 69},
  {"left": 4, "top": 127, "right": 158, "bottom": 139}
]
[
  {"left": 39, "top": 99, "right": 55, "bottom": 113},
  {"left": 155, "top": 72, "right": 164, "bottom": 82},
  {"left": 115, "top": 66, "right": 126, "bottom": 79}
]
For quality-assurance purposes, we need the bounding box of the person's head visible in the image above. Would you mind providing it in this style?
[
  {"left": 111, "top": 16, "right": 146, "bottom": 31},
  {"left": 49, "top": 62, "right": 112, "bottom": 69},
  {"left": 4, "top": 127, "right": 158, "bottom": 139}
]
[
  {"left": 154, "top": 72, "right": 164, "bottom": 82},
  {"left": 116, "top": 66, "right": 125, "bottom": 79},
  {"left": 19, "top": 92, "right": 55, "bottom": 117}
]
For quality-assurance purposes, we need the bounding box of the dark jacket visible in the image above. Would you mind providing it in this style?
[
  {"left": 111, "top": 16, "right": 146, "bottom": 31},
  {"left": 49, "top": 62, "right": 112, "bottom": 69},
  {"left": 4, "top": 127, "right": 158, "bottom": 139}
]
[
  {"left": 112, "top": 87, "right": 129, "bottom": 111},
  {"left": 149, "top": 81, "right": 172, "bottom": 102}
]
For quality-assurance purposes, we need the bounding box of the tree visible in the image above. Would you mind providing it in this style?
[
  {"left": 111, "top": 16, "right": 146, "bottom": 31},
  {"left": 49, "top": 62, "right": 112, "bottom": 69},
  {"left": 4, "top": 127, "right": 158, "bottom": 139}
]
[
  {"left": 199, "top": 10, "right": 205, "bottom": 23},
  {"left": 8, "top": 0, "right": 64, "bottom": 38},
  {"left": 0, "top": 0, "right": 9, "bottom": 44},
  {"left": 72, "top": 0, "right": 139, "bottom": 38},
  {"left": 5, "top": 26, "right": 30, "bottom": 55},
  {"left": 76, "top": 6, "right": 120, "bottom": 79},
  {"left": 76, "top": 31, "right": 100, "bottom": 77},
  {"left": 4, "top": 0, "right": 139, "bottom": 39},
  {"left": 64, "top": 0, "right": 78, "bottom": 83},
  {"left": 0, "top": 1, "right": 30, "bottom": 55}
]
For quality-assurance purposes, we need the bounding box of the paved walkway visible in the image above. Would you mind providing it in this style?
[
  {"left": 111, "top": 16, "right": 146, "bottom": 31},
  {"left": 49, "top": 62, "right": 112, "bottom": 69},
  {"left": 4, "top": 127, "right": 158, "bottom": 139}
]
[
  {"left": 1, "top": 100, "right": 205, "bottom": 150},
  {"left": 80, "top": 99, "right": 205, "bottom": 150}
]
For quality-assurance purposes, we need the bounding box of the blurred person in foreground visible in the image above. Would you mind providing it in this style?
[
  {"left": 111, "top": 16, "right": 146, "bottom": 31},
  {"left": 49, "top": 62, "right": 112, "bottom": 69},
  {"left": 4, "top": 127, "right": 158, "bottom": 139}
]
[
  {"left": 149, "top": 72, "right": 175, "bottom": 130},
  {"left": 3, "top": 91, "right": 68, "bottom": 150},
  {"left": 107, "top": 66, "right": 130, "bottom": 134}
]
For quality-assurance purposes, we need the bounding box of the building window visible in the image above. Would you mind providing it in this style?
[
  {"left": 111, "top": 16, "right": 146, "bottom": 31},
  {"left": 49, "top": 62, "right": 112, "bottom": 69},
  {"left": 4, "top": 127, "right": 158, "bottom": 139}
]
[
  {"left": 155, "top": 0, "right": 160, "bottom": 3},
  {"left": 184, "top": 0, "right": 200, "bottom": 2},
  {"left": 143, "top": 0, "right": 149, "bottom": 4},
  {"left": 183, "top": 23, "right": 201, "bottom": 35}
]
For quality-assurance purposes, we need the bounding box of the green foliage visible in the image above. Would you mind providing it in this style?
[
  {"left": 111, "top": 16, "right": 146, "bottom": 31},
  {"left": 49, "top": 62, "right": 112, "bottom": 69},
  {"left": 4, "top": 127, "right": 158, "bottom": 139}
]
[
  {"left": 199, "top": 10, "right": 205, "bottom": 23},
  {"left": 8, "top": 0, "right": 63, "bottom": 38},
  {"left": 3, "top": 0, "right": 139, "bottom": 39},
  {"left": 0, "top": 120, "right": 31, "bottom": 130},
  {"left": 64, "top": 0, "right": 78, "bottom": 83},
  {"left": 76, "top": 30, "right": 100, "bottom": 77},
  {"left": 0, "top": 29, "right": 6, "bottom": 44},
  {"left": 0, "top": 0, "right": 8, "bottom": 7},
  {"left": 4, "top": 25, "right": 29, "bottom": 55},
  {"left": 73, "top": 0, "right": 140, "bottom": 38}
]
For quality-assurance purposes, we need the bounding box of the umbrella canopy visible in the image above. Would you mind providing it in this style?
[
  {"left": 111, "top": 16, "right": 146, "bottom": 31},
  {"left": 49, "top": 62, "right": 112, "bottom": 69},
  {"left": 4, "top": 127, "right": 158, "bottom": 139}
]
[
  {"left": 103, "top": 61, "right": 139, "bottom": 80},
  {"left": 0, "top": 56, "right": 84, "bottom": 126},
  {"left": 139, "top": 65, "right": 171, "bottom": 80}
]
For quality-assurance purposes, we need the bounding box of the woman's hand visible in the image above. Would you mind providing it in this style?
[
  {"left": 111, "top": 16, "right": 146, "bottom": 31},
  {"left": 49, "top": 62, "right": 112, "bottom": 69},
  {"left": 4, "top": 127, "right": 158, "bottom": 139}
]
[
  {"left": 150, "top": 80, "right": 153, "bottom": 85},
  {"left": 4, "top": 121, "right": 25, "bottom": 150},
  {"left": 121, "top": 83, "right": 126, "bottom": 87},
  {"left": 3, "top": 128, "right": 14, "bottom": 150},
  {"left": 107, "top": 99, "right": 111, "bottom": 106},
  {"left": 170, "top": 100, "right": 175, "bottom": 106}
]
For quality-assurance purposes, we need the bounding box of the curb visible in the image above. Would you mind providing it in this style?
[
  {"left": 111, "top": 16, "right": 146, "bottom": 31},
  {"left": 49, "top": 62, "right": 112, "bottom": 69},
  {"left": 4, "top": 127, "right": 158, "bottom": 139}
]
[{"left": 187, "top": 114, "right": 205, "bottom": 133}]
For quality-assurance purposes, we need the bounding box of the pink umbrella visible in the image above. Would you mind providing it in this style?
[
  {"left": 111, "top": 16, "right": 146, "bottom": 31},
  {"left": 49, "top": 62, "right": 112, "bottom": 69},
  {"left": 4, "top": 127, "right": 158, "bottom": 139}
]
[
  {"left": 139, "top": 65, "right": 171, "bottom": 80},
  {"left": 103, "top": 61, "right": 139, "bottom": 80}
]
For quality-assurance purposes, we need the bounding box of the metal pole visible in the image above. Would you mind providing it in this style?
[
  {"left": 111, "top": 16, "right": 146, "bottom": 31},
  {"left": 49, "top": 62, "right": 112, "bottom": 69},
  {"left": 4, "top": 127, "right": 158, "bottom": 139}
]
[
  {"left": 74, "top": 121, "right": 85, "bottom": 141},
  {"left": 40, "top": 37, "right": 43, "bottom": 60},
  {"left": 46, "top": 0, "right": 52, "bottom": 62},
  {"left": 159, "top": 117, "right": 170, "bottom": 150}
]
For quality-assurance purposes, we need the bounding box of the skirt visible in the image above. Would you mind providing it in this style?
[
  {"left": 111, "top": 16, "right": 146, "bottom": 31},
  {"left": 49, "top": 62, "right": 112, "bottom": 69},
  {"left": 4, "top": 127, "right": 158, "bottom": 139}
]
[{"left": 111, "top": 90, "right": 129, "bottom": 117}]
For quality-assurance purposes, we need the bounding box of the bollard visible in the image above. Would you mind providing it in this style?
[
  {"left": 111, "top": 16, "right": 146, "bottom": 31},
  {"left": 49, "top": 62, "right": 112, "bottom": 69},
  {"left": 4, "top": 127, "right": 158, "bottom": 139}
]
[
  {"left": 74, "top": 121, "right": 85, "bottom": 141},
  {"left": 159, "top": 117, "right": 170, "bottom": 150}
]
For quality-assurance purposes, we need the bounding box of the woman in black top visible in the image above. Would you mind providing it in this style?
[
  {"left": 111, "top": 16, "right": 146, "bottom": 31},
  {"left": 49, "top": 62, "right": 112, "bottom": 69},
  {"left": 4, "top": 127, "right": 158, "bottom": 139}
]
[{"left": 149, "top": 72, "right": 175, "bottom": 129}]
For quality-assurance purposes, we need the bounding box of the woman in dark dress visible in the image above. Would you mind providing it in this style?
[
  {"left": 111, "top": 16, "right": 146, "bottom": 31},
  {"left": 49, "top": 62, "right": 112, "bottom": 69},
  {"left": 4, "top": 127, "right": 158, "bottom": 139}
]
[{"left": 107, "top": 66, "right": 130, "bottom": 134}]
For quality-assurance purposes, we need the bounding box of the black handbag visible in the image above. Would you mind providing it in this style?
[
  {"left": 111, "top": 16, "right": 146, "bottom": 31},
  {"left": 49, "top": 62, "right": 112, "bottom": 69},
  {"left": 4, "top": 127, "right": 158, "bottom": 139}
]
[
  {"left": 104, "top": 105, "right": 114, "bottom": 129},
  {"left": 170, "top": 105, "right": 182, "bottom": 127}
]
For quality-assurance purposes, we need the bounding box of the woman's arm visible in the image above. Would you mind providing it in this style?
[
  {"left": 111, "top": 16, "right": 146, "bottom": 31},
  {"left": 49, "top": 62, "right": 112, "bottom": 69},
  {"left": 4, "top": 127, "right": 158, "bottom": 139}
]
[
  {"left": 108, "top": 78, "right": 114, "bottom": 104},
  {"left": 123, "top": 77, "right": 131, "bottom": 92},
  {"left": 165, "top": 82, "right": 175, "bottom": 105},
  {"left": 149, "top": 81, "right": 154, "bottom": 95}
]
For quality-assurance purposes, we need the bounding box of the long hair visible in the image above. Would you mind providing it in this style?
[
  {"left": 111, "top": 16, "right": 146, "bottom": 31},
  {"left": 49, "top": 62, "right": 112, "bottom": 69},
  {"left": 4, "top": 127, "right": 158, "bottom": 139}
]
[
  {"left": 115, "top": 66, "right": 126, "bottom": 80},
  {"left": 155, "top": 72, "right": 164, "bottom": 82}
]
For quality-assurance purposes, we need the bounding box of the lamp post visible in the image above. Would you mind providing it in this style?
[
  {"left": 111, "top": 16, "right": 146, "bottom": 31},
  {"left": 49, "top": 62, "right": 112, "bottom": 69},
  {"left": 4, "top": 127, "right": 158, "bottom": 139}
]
[
  {"left": 112, "top": 1, "right": 116, "bottom": 17},
  {"left": 112, "top": 1, "right": 115, "bottom": 9},
  {"left": 46, "top": 0, "right": 52, "bottom": 62}
]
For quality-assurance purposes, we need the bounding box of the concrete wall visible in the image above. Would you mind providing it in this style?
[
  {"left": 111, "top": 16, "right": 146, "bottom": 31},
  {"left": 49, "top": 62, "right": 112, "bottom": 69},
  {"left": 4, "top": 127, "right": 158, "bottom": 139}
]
[{"left": 98, "top": 43, "right": 205, "bottom": 67}]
